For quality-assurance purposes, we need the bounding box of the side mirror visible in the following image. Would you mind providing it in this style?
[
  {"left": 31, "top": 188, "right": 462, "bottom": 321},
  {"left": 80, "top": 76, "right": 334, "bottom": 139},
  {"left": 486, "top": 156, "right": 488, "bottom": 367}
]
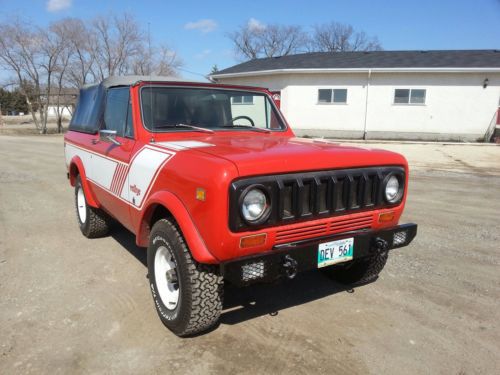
[{"left": 99, "top": 129, "right": 121, "bottom": 146}]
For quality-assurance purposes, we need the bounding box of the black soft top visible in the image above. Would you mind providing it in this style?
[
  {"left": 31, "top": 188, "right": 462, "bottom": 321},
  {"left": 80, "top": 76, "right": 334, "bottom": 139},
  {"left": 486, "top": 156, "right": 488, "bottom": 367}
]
[
  {"left": 84, "top": 75, "right": 195, "bottom": 89},
  {"left": 70, "top": 75, "right": 197, "bottom": 133}
]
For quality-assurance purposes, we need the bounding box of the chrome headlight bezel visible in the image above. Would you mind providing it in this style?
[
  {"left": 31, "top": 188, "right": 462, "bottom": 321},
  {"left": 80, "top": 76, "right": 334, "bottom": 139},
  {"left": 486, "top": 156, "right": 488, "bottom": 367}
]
[
  {"left": 239, "top": 185, "right": 271, "bottom": 225},
  {"left": 382, "top": 173, "right": 405, "bottom": 204}
]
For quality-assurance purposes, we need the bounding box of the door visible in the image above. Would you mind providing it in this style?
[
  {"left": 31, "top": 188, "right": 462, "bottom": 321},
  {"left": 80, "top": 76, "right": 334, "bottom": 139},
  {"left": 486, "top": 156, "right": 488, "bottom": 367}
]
[{"left": 91, "top": 87, "right": 136, "bottom": 231}]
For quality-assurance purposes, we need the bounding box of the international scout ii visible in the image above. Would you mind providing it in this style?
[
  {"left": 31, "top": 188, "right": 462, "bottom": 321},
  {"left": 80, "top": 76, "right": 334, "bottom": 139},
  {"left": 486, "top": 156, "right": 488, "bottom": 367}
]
[{"left": 64, "top": 76, "right": 417, "bottom": 336}]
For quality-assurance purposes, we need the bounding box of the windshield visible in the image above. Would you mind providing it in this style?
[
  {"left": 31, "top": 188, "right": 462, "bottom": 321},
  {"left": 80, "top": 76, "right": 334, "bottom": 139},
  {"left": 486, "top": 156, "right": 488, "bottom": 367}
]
[{"left": 140, "top": 87, "right": 285, "bottom": 132}]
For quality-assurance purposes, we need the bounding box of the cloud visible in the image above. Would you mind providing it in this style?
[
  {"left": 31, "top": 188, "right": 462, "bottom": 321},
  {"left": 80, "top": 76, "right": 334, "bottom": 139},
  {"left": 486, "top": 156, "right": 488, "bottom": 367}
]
[
  {"left": 46, "top": 0, "right": 72, "bottom": 12},
  {"left": 184, "top": 19, "right": 218, "bottom": 34},
  {"left": 247, "top": 18, "right": 266, "bottom": 32},
  {"left": 195, "top": 49, "right": 212, "bottom": 59}
]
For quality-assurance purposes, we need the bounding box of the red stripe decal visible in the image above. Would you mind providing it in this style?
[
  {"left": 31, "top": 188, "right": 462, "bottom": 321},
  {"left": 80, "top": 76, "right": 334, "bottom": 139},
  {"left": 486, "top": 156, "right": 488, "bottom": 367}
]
[
  {"left": 115, "top": 164, "right": 128, "bottom": 195},
  {"left": 110, "top": 164, "right": 120, "bottom": 193}
]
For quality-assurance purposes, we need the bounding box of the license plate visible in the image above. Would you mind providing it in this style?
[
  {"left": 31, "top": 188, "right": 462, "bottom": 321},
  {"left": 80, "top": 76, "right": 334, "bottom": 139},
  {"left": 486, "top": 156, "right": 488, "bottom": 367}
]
[{"left": 317, "top": 238, "right": 354, "bottom": 268}]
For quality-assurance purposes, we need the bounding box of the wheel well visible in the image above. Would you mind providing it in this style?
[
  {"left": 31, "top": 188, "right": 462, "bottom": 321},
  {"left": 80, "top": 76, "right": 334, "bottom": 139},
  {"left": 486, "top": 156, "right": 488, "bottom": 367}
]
[
  {"left": 151, "top": 205, "right": 173, "bottom": 227},
  {"left": 69, "top": 163, "right": 79, "bottom": 186},
  {"left": 138, "top": 204, "right": 175, "bottom": 247}
]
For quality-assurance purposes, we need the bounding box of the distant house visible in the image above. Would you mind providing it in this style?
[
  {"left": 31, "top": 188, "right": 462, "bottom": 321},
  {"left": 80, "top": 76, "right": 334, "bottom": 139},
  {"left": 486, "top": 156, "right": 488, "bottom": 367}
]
[
  {"left": 211, "top": 50, "right": 500, "bottom": 141},
  {"left": 46, "top": 88, "right": 78, "bottom": 117}
]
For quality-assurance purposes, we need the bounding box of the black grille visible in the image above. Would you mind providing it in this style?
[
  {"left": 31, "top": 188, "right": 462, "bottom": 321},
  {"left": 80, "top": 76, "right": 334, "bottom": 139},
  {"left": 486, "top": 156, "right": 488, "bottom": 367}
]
[{"left": 229, "top": 166, "right": 405, "bottom": 232}]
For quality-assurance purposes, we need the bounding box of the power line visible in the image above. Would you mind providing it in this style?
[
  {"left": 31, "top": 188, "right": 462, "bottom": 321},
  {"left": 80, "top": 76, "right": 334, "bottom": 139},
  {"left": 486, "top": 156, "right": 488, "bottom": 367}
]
[{"left": 176, "top": 67, "right": 209, "bottom": 79}]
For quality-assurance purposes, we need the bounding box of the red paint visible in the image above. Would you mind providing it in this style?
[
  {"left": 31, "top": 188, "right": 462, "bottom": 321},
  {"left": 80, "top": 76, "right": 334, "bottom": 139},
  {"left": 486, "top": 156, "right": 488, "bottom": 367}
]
[{"left": 65, "top": 81, "right": 410, "bottom": 264}]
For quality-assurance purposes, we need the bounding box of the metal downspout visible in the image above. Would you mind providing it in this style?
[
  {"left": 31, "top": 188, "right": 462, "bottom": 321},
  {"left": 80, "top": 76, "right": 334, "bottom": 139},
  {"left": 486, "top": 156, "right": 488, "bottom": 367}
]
[{"left": 363, "top": 69, "right": 372, "bottom": 140}]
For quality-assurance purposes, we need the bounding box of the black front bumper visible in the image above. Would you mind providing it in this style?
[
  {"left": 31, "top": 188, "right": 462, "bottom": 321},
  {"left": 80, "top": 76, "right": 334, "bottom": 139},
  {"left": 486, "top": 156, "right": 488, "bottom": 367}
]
[{"left": 221, "top": 223, "right": 417, "bottom": 286}]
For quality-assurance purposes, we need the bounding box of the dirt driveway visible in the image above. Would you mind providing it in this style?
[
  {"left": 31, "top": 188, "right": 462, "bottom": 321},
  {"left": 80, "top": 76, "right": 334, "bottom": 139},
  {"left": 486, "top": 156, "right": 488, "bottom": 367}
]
[{"left": 1, "top": 135, "right": 499, "bottom": 374}]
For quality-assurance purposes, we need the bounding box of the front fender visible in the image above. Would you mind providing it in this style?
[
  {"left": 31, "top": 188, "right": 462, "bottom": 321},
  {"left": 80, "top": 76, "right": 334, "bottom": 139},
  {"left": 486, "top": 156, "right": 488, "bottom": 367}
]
[
  {"left": 68, "top": 156, "right": 99, "bottom": 208},
  {"left": 137, "top": 190, "right": 219, "bottom": 264}
]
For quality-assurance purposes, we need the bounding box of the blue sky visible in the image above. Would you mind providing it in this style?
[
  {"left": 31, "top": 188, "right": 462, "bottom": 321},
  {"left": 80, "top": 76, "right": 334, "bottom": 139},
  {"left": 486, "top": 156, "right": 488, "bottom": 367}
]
[{"left": 0, "top": 0, "right": 499, "bottom": 80}]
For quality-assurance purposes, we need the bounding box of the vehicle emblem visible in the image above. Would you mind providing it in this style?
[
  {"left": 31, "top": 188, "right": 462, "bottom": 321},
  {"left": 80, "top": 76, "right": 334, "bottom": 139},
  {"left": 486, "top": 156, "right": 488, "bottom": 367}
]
[{"left": 130, "top": 184, "right": 141, "bottom": 196}]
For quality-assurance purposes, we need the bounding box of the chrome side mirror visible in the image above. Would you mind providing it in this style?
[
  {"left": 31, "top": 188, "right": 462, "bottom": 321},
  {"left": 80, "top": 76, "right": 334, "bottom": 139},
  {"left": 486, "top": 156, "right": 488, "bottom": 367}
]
[{"left": 99, "top": 129, "right": 121, "bottom": 146}]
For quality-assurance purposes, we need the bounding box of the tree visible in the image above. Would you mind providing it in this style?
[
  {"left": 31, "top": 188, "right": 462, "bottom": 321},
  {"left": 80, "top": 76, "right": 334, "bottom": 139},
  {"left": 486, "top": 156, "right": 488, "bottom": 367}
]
[
  {"left": 310, "top": 22, "right": 382, "bottom": 52},
  {"left": 210, "top": 64, "right": 219, "bottom": 75},
  {"left": 0, "top": 13, "right": 182, "bottom": 133},
  {"left": 0, "top": 20, "right": 46, "bottom": 132},
  {"left": 228, "top": 20, "right": 308, "bottom": 60},
  {"left": 50, "top": 19, "right": 76, "bottom": 132},
  {"left": 227, "top": 20, "right": 383, "bottom": 61},
  {"left": 62, "top": 18, "right": 95, "bottom": 88},
  {"left": 131, "top": 44, "right": 182, "bottom": 76},
  {"left": 0, "top": 88, "right": 29, "bottom": 114}
]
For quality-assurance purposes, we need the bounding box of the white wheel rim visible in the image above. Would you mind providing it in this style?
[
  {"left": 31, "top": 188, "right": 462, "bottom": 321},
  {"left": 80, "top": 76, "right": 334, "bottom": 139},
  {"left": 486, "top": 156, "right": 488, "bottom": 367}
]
[
  {"left": 154, "top": 246, "right": 179, "bottom": 310},
  {"left": 77, "top": 186, "right": 87, "bottom": 223}
]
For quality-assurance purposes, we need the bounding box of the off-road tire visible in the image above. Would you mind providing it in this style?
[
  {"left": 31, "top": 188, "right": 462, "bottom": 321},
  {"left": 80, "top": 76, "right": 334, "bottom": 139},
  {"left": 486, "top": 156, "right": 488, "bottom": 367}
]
[
  {"left": 325, "top": 251, "right": 389, "bottom": 285},
  {"left": 74, "top": 176, "right": 110, "bottom": 238},
  {"left": 147, "top": 218, "right": 223, "bottom": 337}
]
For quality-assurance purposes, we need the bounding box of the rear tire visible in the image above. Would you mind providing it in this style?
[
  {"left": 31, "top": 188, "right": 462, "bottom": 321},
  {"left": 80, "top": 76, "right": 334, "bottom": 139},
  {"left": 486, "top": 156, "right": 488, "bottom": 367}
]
[
  {"left": 324, "top": 252, "right": 389, "bottom": 285},
  {"left": 147, "top": 218, "right": 223, "bottom": 337},
  {"left": 74, "top": 176, "right": 110, "bottom": 238}
]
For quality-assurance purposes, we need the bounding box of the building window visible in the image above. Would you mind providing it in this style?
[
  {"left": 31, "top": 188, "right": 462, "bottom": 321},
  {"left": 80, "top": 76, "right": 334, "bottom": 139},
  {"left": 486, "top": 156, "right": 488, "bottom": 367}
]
[
  {"left": 394, "top": 89, "right": 426, "bottom": 105},
  {"left": 318, "top": 89, "right": 348, "bottom": 104},
  {"left": 232, "top": 95, "right": 253, "bottom": 104}
]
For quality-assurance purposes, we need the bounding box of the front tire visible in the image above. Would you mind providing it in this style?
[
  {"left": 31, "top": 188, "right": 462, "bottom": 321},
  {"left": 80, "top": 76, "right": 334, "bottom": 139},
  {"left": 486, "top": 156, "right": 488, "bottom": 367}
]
[
  {"left": 74, "top": 176, "right": 110, "bottom": 238},
  {"left": 324, "top": 252, "right": 389, "bottom": 285},
  {"left": 147, "top": 218, "right": 223, "bottom": 337}
]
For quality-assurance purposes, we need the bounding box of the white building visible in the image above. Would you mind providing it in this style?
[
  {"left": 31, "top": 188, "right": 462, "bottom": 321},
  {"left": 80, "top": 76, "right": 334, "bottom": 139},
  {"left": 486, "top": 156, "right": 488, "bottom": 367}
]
[{"left": 211, "top": 50, "right": 500, "bottom": 142}]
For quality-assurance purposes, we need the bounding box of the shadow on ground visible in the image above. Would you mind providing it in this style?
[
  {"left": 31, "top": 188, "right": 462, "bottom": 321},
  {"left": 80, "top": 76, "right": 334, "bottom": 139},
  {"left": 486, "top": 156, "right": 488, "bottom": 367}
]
[{"left": 111, "top": 225, "right": 353, "bottom": 326}]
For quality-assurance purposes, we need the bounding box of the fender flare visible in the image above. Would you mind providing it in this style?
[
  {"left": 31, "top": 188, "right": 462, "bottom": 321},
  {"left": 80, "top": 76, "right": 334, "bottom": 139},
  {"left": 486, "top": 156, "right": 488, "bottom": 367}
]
[
  {"left": 137, "top": 190, "right": 219, "bottom": 264},
  {"left": 68, "top": 156, "right": 100, "bottom": 208}
]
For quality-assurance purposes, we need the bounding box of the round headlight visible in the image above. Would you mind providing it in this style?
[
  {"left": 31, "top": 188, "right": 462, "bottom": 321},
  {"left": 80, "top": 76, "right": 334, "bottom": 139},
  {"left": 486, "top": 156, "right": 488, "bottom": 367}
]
[
  {"left": 241, "top": 188, "right": 269, "bottom": 223},
  {"left": 385, "top": 175, "right": 401, "bottom": 203}
]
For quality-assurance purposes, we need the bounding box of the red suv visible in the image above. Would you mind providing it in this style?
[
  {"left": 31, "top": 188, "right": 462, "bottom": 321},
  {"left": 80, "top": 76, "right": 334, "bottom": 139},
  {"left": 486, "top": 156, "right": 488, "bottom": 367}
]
[{"left": 64, "top": 76, "right": 417, "bottom": 336}]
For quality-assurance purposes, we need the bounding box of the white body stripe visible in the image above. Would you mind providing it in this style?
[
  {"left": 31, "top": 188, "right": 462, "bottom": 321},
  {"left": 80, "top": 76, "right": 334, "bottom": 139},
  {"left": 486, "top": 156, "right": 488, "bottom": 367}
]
[
  {"left": 65, "top": 142, "right": 175, "bottom": 210},
  {"left": 65, "top": 143, "right": 118, "bottom": 189},
  {"left": 120, "top": 147, "right": 173, "bottom": 207},
  {"left": 156, "top": 140, "right": 214, "bottom": 150}
]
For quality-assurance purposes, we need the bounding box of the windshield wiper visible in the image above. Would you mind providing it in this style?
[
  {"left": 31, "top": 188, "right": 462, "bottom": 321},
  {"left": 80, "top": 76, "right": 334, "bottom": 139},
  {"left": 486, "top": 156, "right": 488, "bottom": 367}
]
[
  {"left": 223, "top": 124, "right": 271, "bottom": 133},
  {"left": 155, "top": 123, "right": 215, "bottom": 134}
]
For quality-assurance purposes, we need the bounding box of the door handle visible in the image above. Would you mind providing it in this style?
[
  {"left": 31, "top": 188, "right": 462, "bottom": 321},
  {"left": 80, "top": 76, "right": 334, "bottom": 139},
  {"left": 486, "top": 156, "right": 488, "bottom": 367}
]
[{"left": 91, "top": 139, "right": 99, "bottom": 145}]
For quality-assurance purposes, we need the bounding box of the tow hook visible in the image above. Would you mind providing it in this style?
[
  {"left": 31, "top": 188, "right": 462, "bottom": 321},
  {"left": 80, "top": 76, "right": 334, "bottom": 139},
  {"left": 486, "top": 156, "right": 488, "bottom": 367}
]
[
  {"left": 282, "top": 255, "right": 298, "bottom": 279},
  {"left": 371, "top": 237, "right": 389, "bottom": 255}
]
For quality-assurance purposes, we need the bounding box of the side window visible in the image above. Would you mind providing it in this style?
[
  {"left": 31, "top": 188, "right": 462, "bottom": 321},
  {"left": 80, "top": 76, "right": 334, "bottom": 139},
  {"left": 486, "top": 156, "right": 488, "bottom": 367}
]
[
  {"left": 69, "top": 85, "right": 104, "bottom": 133},
  {"left": 125, "top": 102, "right": 134, "bottom": 138},
  {"left": 104, "top": 88, "right": 131, "bottom": 137},
  {"left": 394, "top": 89, "right": 426, "bottom": 105},
  {"left": 317, "top": 89, "right": 347, "bottom": 104}
]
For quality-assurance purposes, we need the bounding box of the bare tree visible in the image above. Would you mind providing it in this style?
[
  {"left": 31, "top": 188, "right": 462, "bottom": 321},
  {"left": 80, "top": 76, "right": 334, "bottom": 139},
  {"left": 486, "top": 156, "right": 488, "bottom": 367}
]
[
  {"left": 132, "top": 44, "right": 183, "bottom": 76},
  {"left": 50, "top": 19, "right": 75, "bottom": 132},
  {"left": 310, "top": 22, "right": 382, "bottom": 52},
  {"left": 228, "top": 21, "right": 308, "bottom": 60},
  {"left": 64, "top": 18, "right": 95, "bottom": 88},
  {"left": 90, "top": 13, "right": 144, "bottom": 80},
  {"left": 38, "top": 24, "right": 67, "bottom": 133},
  {"left": 0, "top": 20, "right": 45, "bottom": 131},
  {"left": 0, "top": 13, "right": 182, "bottom": 133}
]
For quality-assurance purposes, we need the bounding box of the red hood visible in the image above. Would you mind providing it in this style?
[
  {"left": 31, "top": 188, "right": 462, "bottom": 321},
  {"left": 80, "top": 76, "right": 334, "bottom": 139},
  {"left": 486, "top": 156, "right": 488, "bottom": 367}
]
[{"left": 157, "top": 134, "right": 407, "bottom": 176}]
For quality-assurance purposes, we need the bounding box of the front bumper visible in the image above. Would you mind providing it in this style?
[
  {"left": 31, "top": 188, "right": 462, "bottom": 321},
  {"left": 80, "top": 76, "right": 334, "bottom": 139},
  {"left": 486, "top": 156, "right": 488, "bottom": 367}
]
[{"left": 221, "top": 223, "right": 417, "bottom": 286}]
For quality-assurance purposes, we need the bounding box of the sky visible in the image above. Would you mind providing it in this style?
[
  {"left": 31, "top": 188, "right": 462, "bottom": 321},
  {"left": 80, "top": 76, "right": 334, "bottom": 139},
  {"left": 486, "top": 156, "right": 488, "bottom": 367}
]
[{"left": 0, "top": 0, "right": 499, "bottom": 80}]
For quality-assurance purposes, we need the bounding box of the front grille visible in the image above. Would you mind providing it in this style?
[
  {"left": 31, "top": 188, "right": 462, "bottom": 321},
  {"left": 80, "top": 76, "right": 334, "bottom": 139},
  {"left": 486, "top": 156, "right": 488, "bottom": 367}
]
[
  {"left": 275, "top": 214, "right": 372, "bottom": 244},
  {"left": 229, "top": 166, "right": 405, "bottom": 231}
]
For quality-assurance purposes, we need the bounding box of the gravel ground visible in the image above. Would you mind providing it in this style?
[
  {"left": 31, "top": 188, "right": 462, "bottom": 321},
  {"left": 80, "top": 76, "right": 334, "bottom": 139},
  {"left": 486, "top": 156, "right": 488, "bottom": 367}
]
[{"left": 0, "top": 135, "right": 499, "bottom": 374}]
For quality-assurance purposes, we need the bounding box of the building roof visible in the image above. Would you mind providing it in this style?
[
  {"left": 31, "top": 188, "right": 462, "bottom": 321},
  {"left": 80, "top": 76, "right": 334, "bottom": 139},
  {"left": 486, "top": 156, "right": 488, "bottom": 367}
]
[{"left": 212, "top": 50, "right": 500, "bottom": 77}]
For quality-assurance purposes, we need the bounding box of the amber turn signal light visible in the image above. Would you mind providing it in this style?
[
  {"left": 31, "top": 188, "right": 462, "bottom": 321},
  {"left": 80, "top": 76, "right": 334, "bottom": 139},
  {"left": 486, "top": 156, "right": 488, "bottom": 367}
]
[
  {"left": 240, "top": 233, "right": 267, "bottom": 248},
  {"left": 378, "top": 211, "right": 395, "bottom": 223},
  {"left": 196, "top": 188, "right": 206, "bottom": 201}
]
